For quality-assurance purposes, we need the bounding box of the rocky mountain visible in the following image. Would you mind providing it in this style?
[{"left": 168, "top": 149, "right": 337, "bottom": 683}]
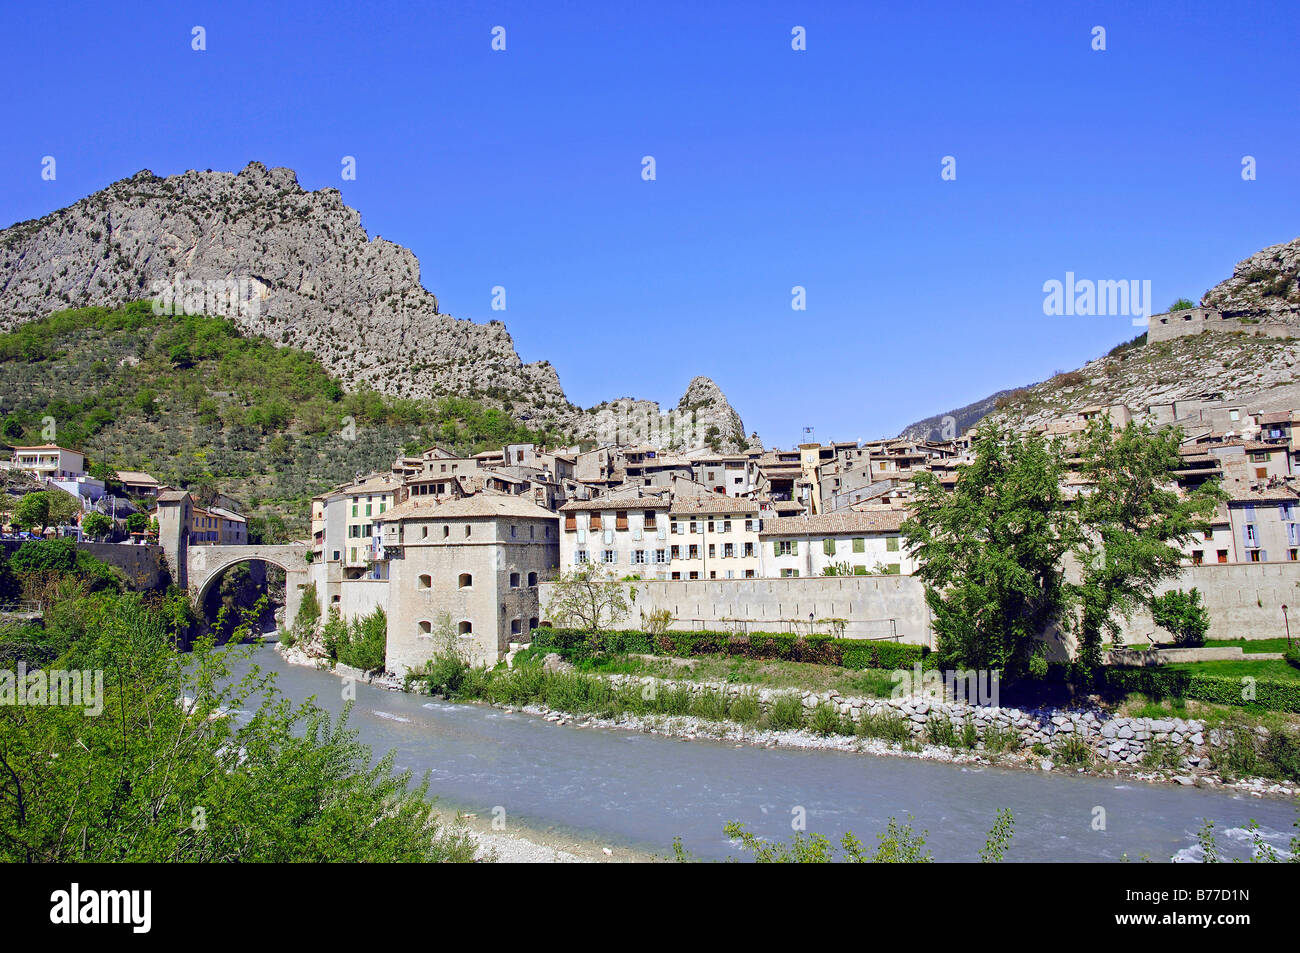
[
  {"left": 900, "top": 235, "right": 1300, "bottom": 439},
  {"left": 1202, "top": 236, "right": 1300, "bottom": 315},
  {"left": 0, "top": 162, "right": 748, "bottom": 448},
  {"left": 579, "top": 376, "right": 751, "bottom": 453},
  {"left": 896, "top": 386, "right": 1032, "bottom": 442}
]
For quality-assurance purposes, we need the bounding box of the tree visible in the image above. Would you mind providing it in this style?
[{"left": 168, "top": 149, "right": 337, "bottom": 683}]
[
  {"left": 45, "top": 491, "right": 80, "bottom": 528},
  {"left": 902, "top": 425, "right": 1074, "bottom": 679},
  {"left": 1070, "top": 419, "right": 1224, "bottom": 673},
  {"left": 81, "top": 512, "right": 112, "bottom": 540},
  {"left": 12, "top": 492, "right": 50, "bottom": 532},
  {"left": 0, "top": 591, "right": 477, "bottom": 862},
  {"left": 125, "top": 512, "right": 149, "bottom": 535},
  {"left": 544, "top": 563, "right": 631, "bottom": 631},
  {"left": 1150, "top": 588, "right": 1211, "bottom": 647}
]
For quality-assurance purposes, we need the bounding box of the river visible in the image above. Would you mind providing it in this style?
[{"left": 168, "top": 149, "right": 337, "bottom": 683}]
[{"left": 227, "top": 645, "right": 1297, "bottom": 862}]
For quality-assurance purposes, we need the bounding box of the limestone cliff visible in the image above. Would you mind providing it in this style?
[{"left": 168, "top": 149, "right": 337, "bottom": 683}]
[{"left": 0, "top": 162, "right": 749, "bottom": 447}]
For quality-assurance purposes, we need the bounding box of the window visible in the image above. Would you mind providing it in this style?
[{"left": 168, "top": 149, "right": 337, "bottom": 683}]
[
  {"left": 443, "top": 525, "right": 450, "bottom": 538},
  {"left": 745, "top": 519, "right": 753, "bottom": 532},
  {"left": 418, "top": 574, "right": 432, "bottom": 589},
  {"left": 603, "top": 550, "right": 616, "bottom": 564},
  {"left": 510, "top": 572, "right": 520, "bottom": 588},
  {"left": 671, "top": 572, "right": 681, "bottom": 580},
  {"left": 775, "top": 540, "right": 796, "bottom": 556},
  {"left": 511, "top": 525, "right": 517, "bottom": 538},
  {"left": 654, "top": 549, "right": 667, "bottom": 563},
  {"left": 823, "top": 538, "right": 836, "bottom": 556},
  {"left": 418, "top": 620, "right": 432, "bottom": 635},
  {"left": 529, "top": 617, "right": 539, "bottom": 630},
  {"left": 1249, "top": 550, "right": 1262, "bottom": 562},
  {"left": 708, "top": 544, "right": 716, "bottom": 559},
  {"left": 458, "top": 573, "right": 473, "bottom": 589},
  {"left": 780, "top": 568, "right": 799, "bottom": 578},
  {"left": 1191, "top": 551, "right": 1203, "bottom": 565},
  {"left": 458, "top": 621, "right": 473, "bottom": 635},
  {"left": 527, "top": 571, "right": 538, "bottom": 586},
  {"left": 464, "top": 525, "right": 471, "bottom": 537},
  {"left": 688, "top": 545, "right": 699, "bottom": 560},
  {"left": 511, "top": 618, "right": 522, "bottom": 635},
  {"left": 852, "top": 538, "right": 865, "bottom": 553},
  {"left": 575, "top": 550, "right": 589, "bottom": 564},
  {"left": 723, "top": 543, "right": 735, "bottom": 558},
  {"left": 743, "top": 542, "right": 754, "bottom": 557},
  {"left": 886, "top": 536, "right": 900, "bottom": 552},
  {"left": 633, "top": 550, "right": 647, "bottom": 564},
  {"left": 671, "top": 545, "right": 681, "bottom": 559},
  {"left": 422, "top": 526, "right": 429, "bottom": 539},
  {"left": 1217, "top": 549, "right": 1229, "bottom": 563}
]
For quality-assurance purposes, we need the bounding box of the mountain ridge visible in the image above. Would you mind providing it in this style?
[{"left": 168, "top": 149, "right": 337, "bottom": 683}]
[{"left": 0, "top": 162, "right": 750, "bottom": 452}]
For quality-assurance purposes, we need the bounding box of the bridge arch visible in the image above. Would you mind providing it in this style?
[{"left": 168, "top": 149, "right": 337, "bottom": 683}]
[{"left": 187, "top": 544, "right": 311, "bottom": 630}]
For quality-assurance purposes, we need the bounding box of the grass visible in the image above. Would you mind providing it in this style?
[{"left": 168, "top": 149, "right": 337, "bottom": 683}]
[
  {"left": 1162, "top": 659, "right": 1300, "bottom": 682},
  {"left": 1203, "top": 638, "right": 1295, "bottom": 654},
  {"left": 572, "top": 651, "right": 900, "bottom": 697}
]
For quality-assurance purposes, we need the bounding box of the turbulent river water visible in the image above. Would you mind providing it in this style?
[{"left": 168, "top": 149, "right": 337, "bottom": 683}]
[{"left": 227, "top": 646, "right": 1297, "bottom": 862}]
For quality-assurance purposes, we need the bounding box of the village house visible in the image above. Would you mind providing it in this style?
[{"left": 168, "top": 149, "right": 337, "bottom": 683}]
[
  {"left": 377, "top": 493, "right": 559, "bottom": 671},
  {"left": 8, "top": 444, "right": 85, "bottom": 480},
  {"left": 758, "top": 510, "right": 914, "bottom": 577},
  {"left": 1225, "top": 485, "right": 1300, "bottom": 563},
  {"left": 558, "top": 489, "right": 672, "bottom": 575},
  {"left": 667, "top": 494, "right": 763, "bottom": 580}
]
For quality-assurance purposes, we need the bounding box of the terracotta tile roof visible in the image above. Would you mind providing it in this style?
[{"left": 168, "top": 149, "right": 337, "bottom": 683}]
[
  {"left": 759, "top": 510, "right": 907, "bottom": 536},
  {"left": 380, "top": 491, "right": 557, "bottom": 522},
  {"left": 669, "top": 495, "right": 760, "bottom": 515}
]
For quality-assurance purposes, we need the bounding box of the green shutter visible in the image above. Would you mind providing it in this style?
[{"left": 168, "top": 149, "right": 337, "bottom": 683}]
[
  {"left": 852, "top": 538, "right": 865, "bottom": 553},
  {"left": 886, "top": 536, "right": 899, "bottom": 552},
  {"left": 791, "top": 540, "right": 799, "bottom": 555},
  {"left": 823, "top": 538, "right": 835, "bottom": 556}
]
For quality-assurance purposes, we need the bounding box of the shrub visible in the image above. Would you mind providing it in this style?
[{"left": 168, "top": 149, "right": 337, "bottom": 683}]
[
  {"left": 1150, "top": 588, "right": 1210, "bottom": 647},
  {"left": 1054, "top": 734, "right": 1092, "bottom": 766},
  {"left": 982, "top": 725, "right": 1020, "bottom": 754},
  {"left": 857, "top": 708, "right": 913, "bottom": 745},
  {"left": 530, "top": 627, "right": 928, "bottom": 671},
  {"left": 767, "top": 693, "right": 805, "bottom": 731},
  {"left": 1104, "top": 667, "right": 1300, "bottom": 713},
  {"left": 809, "top": 701, "right": 845, "bottom": 736},
  {"left": 728, "top": 691, "right": 761, "bottom": 725},
  {"left": 690, "top": 687, "right": 730, "bottom": 721},
  {"left": 925, "top": 717, "right": 957, "bottom": 748}
]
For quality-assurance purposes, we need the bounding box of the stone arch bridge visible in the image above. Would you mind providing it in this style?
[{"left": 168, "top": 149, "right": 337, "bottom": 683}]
[{"left": 186, "top": 544, "right": 311, "bottom": 627}]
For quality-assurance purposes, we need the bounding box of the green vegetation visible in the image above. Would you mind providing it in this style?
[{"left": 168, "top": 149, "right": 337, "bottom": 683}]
[
  {"left": 530, "top": 626, "right": 927, "bottom": 671},
  {"left": 1204, "top": 637, "right": 1294, "bottom": 654},
  {"left": 1168, "top": 298, "right": 1197, "bottom": 311},
  {"left": 904, "top": 419, "right": 1222, "bottom": 682},
  {"left": 0, "top": 588, "right": 476, "bottom": 861},
  {"left": 0, "top": 302, "right": 566, "bottom": 534},
  {"left": 678, "top": 808, "right": 1016, "bottom": 863},
  {"left": 321, "top": 606, "right": 388, "bottom": 673}
]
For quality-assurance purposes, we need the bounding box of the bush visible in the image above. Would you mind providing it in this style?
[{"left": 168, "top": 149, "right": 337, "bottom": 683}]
[
  {"left": 856, "top": 708, "right": 913, "bottom": 745},
  {"left": 728, "top": 691, "right": 761, "bottom": 725},
  {"left": 530, "top": 627, "right": 928, "bottom": 671},
  {"left": 1286, "top": 645, "right": 1300, "bottom": 671},
  {"left": 1150, "top": 588, "right": 1210, "bottom": 647},
  {"left": 1104, "top": 667, "right": 1300, "bottom": 713},
  {"left": 925, "top": 716, "right": 957, "bottom": 747},
  {"left": 809, "top": 701, "right": 846, "bottom": 736},
  {"left": 767, "top": 693, "right": 805, "bottom": 730}
]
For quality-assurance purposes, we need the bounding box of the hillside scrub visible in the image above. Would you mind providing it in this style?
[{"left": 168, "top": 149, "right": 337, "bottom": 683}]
[{"left": 0, "top": 302, "right": 564, "bottom": 534}]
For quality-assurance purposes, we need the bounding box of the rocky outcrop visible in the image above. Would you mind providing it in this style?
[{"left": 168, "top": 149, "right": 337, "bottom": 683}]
[
  {"left": 579, "top": 376, "right": 752, "bottom": 452},
  {"left": 1203, "top": 236, "right": 1300, "bottom": 316},
  {"left": 0, "top": 162, "right": 750, "bottom": 447}
]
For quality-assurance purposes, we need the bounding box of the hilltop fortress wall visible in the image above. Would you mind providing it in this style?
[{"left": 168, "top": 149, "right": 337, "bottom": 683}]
[{"left": 1146, "top": 307, "right": 1300, "bottom": 343}]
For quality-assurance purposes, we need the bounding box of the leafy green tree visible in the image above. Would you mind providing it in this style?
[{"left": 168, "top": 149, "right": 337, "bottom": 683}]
[
  {"left": 544, "top": 563, "right": 630, "bottom": 632},
  {"left": 12, "top": 492, "right": 51, "bottom": 531},
  {"left": 1070, "top": 419, "right": 1224, "bottom": 673},
  {"left": 903, "top": 426, "right": 1074, "bottom": 679},
  {"left": 45, "top": 491, "right": 80, "bottom": 528},
  {"left": 1169, "top": 298, "right": 1197, "bottom": 311},
  {"left": 0, "top": 591, "right": 476, "bottom": 862},
  {"left": 81, "top": 512, "right": 112, "bottom": 540},
  {"left": 125, "top": 512, "right": 149, "bottom": 535},
  {"left": 1150, "top": 588, "right": 1211, "bottom": 647}
]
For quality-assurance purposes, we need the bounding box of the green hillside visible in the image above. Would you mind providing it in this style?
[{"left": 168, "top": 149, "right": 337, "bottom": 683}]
[{"left": 0, "top": 302, "right": 564, "bottom": 537}]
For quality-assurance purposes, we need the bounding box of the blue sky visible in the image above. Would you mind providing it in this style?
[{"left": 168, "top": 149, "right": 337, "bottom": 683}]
[{"left": 1, "top": 1, "right": 1297, "bottom": 448}]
